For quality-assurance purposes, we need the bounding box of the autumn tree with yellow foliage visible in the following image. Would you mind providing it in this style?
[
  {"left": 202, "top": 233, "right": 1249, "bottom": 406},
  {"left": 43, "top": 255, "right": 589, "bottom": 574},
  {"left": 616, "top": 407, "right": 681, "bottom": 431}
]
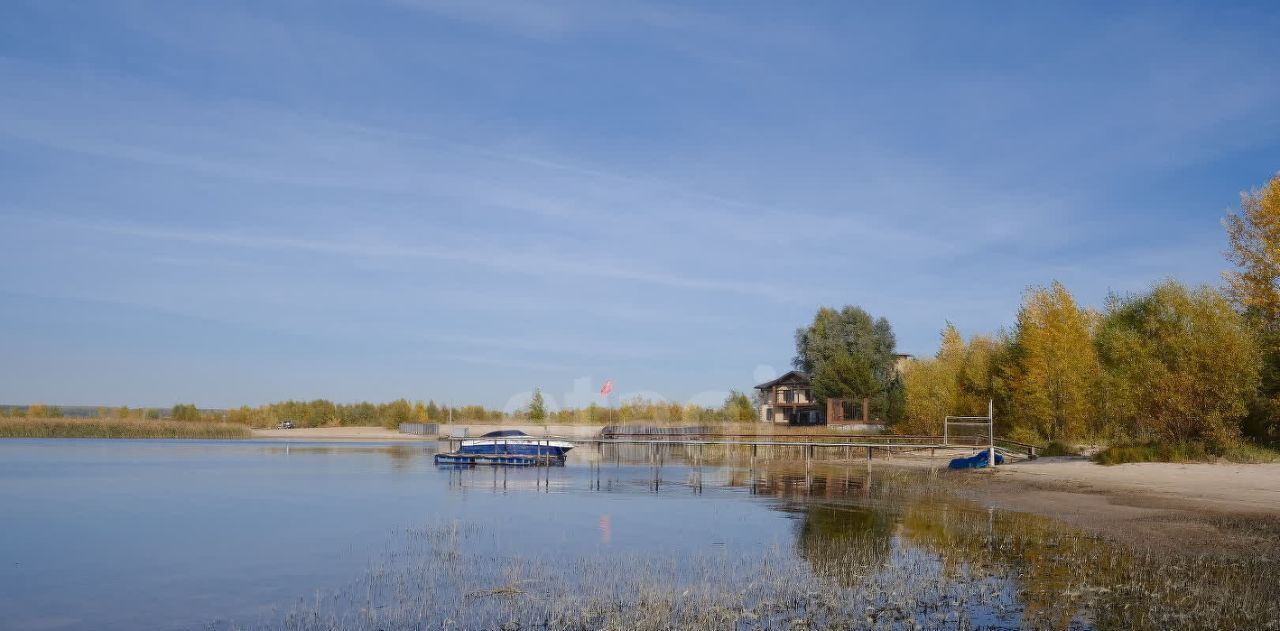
[
  {"left": 1224, "top": 172, "right": 1280, "bottom": 445},
  {"left": 1096, "top": 281, "right": 1260, "bottom": 450},
  {"left": 1224, "top": 173, "right": 1280, "bottom": 326},
  {"left": 1006, "top": 282, "right": 1100, "bottom": 443},
  {"left": 900, "top": 323, "right": 1013, "bottom": 435}
]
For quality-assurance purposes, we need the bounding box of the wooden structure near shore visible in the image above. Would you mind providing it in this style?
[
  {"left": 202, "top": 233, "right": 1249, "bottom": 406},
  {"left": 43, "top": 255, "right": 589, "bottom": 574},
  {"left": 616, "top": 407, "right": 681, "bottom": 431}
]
[
  {"left": 443, "top": 432, "right": 1040, "bottom": 463},
  {"left": 753, "top": 370, "right": 874, "bottom": 427}
]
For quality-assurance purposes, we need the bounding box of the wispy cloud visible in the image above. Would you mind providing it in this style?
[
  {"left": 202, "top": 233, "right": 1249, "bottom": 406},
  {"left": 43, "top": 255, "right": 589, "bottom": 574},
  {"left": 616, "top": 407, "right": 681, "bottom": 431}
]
[{"left": 11, "top": 213, "right": 783, "bottom": 297}]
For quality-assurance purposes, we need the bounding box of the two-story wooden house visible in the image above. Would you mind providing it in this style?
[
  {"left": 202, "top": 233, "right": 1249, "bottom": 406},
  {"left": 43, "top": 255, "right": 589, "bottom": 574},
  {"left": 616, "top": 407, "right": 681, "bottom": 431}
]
[
  {"left": 754, "top": 371, "right": 821, "bottom": 425},
  {"left": 754, "top": 370, "right": 871, "bottom": 426}
]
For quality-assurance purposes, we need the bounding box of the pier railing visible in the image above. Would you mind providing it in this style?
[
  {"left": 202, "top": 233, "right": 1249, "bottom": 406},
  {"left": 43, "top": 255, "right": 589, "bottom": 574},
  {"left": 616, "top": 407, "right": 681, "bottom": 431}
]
[{"left": 441, "top": 432, "right": 1042, "bottom": 462}]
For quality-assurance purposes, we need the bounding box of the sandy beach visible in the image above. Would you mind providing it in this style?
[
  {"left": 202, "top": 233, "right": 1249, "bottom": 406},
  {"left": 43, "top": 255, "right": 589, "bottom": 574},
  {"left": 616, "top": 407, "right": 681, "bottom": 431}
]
[
  {"left": 990, "top": 457, "right": 1280, "bottom": 515},
  {"left": 937, "top": 456, "right": 1280, "bottom": 554},
  {"left": 251, "top": 426, "right": 435, "bottom": 441},
  {"left": 250, "top": 424, "right": 605, "bottom": 441}
]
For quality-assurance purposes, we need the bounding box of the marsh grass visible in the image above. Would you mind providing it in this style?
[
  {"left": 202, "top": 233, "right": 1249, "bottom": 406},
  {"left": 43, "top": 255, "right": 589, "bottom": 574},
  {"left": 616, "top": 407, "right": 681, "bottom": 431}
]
[
  {"left": 231, "top": 505, "right": 1280, "bottom": 631},
  {"left": 0, "top": 416, "right": 251, "bottom": 439}
]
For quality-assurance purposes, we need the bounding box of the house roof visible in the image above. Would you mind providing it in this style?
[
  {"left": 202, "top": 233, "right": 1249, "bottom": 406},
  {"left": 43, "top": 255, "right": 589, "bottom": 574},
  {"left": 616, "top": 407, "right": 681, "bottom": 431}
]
[{"left": 754, "top": 370, "right": 810, "bottom": 390}]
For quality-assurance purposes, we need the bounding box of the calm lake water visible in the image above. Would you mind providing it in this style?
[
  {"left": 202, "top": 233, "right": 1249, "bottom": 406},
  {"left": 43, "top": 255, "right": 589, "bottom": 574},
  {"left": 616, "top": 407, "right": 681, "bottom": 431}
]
[{"left": 1, "top": 439, "right": 1276, "bottom": 630}]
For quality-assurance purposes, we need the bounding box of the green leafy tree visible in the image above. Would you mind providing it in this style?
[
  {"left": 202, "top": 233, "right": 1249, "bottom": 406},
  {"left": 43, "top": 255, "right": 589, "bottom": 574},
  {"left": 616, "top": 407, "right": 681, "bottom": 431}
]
[
  {"left": 1096, "top": 281, "right": 1260, "bottom": 450},
  {"left": 811, "top": 349, "right": 875, "bottom": 403},
  {"left": 171, "top": 403, "right": 201, "bottom": 422},
  {"left": 528, "top": 388, "right": 547, "bottom": 422},
  {"left": 794, "top": 306, "right": 901, "bottom": 421}
]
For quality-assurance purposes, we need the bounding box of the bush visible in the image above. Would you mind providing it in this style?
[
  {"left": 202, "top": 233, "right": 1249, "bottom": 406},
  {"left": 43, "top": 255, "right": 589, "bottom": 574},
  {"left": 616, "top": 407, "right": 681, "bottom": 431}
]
[
  {"left": 1092, "top": 442, "right": 1212, "bottom": 465},
  {"left": 1093, "top": 440, "right": 1280, "bottom": 465},
  {"left": 1039, "top": 441, "right": 1079, "bottom": 457}
]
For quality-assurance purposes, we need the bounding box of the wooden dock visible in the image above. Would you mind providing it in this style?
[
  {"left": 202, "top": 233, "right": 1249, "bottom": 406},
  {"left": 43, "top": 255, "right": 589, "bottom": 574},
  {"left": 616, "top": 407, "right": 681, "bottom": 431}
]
[{"left": 440, "top": 434, "right": 1040, "bottom": 463}]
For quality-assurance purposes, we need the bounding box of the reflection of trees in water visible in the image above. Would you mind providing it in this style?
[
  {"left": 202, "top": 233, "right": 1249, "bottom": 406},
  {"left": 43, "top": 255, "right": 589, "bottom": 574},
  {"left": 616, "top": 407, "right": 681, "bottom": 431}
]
[
  {"left": 742, "top": 461, "right": 870, "bottom": 500},
  {"left": 793, "top": 502, "right": 894, "bottom": 587},
  {"left": 593, "top": 442, "right": 855, "bottom": 469},
  {"left": 760, "top": 474, "right": 1280, "bottom": 630},
  {"left": 899, "top": 498, "right": 1090, "bottom": 629},
  {"left": 898, "top": 496, "right": 1280, "bottom": 630}
]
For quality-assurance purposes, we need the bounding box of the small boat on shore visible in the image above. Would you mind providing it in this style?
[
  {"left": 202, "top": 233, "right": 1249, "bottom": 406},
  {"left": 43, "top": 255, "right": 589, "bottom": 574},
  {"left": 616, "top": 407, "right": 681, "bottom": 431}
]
[{"left": 460, "top": 430, "right": 575, "bottom": 457}]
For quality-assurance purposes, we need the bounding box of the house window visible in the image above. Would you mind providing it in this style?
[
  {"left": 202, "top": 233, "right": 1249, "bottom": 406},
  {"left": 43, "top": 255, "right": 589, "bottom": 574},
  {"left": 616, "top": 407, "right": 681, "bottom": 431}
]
[{"left": 783, "top": 389, "right": 795, "bottom": 403}]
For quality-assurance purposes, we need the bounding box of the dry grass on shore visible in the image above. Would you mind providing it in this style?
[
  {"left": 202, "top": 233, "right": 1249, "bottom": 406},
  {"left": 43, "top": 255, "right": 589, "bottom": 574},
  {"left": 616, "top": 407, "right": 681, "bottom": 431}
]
[{"left": 0, "top": 417, "right": 251, "bottom": 439}]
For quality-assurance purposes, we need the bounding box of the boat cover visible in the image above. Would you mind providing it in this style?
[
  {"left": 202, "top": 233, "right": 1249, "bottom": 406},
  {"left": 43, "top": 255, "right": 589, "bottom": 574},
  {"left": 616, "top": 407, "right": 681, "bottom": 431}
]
[{"left": 948, "top": 450, "right": 1005, "bottom": 469}]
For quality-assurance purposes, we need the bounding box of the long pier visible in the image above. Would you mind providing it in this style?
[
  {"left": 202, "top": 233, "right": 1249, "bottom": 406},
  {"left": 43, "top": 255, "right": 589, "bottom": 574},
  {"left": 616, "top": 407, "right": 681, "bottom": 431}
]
[{"left": 441, "top": 434, "right": 1039, "bottom": 463}]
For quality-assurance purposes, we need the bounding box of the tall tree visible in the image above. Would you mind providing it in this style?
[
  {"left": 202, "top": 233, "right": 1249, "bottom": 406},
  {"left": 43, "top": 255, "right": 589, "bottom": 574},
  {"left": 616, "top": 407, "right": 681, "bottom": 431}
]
[
  {"left": 1223, "top": 173, "right": 1280, "bottom": 445},
  {"left": 811, "top": 349, "right": 876, "bottom": 403},
  {"left": 900, "top": 325, "right": 1014, "bottom": 435},
  {"left": 1007, "top": 282, "right": 1100, "bottom": 442},
  {"left": 528, "top": 388, "right": 547, "bottom": 422},
  {"left": 794, "top": 305, "right": 899, "bottom": 419},
  {"left": 1096, "top": 281, "right": 1260, "bottom": 450},
  {"left": 1224, "top": 173, "right": 1280, "bottom": 325},
  {"left": 901, "top": 358, "right": 957, "bottom": 435}
]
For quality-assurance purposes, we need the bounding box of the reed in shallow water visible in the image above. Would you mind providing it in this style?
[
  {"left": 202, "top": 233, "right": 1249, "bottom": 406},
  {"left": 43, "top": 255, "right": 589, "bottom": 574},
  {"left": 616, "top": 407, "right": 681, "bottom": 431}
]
[
  {"left": 0, "top": 416, "right": 251, "bottom": 439},
  {"left": 229, "top": 508, "right": 1280, "bottom": 631}
]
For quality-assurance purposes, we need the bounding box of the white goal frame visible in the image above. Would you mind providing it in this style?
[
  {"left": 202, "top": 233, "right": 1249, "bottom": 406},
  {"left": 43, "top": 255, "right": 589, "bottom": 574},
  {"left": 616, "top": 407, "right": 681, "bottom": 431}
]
[{"left": 943, "top": 400, "right": 996, "bottom": 467}]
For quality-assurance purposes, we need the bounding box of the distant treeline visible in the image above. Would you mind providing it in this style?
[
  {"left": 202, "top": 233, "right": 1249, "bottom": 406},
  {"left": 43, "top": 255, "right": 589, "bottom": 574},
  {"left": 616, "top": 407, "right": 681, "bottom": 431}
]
[
  {"left": 0, "top": 390, "right": 759, "bottom": 430},
  {"left": 219, "top": 391, "right": 758, "bottom": 428},
  {"left": 1, "top": 404, "right": 165, "bottom": 421},
  {"left": 536, "top": 391, "right": 757, "bottom": 425},
  {"left": 222, "top": 399, "right": 503, "bottom": 428}
]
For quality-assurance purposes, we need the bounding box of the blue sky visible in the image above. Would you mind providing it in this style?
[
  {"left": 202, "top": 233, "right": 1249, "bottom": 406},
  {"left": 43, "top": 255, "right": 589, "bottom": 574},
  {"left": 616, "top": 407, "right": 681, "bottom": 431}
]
[{"left": 2, "top": 1, "right": 1279, "bottom": 410}]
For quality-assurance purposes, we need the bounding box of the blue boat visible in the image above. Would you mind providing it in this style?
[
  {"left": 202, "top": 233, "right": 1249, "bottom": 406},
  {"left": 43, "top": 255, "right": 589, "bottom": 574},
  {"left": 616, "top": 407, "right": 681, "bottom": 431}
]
[
  {"left": 948, "top": 450, "right": 1005, "bottom": 469},
  {"left": 459, "top": 430, "right": 575, "bottom": 457},
  {"left": 433, "top": 452, "right": 559, "bottom": 466}
]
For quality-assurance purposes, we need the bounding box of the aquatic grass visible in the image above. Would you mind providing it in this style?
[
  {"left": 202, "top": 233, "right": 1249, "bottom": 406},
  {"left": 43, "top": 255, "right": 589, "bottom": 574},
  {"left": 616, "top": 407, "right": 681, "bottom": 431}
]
[
  {"left": 217, "top": 460, "right": 1280, "bottom": 631},
  {"left": 0, "top": 416, "right": 251, "bottom": 439},
  {"left": 229, "top": 510, "right": 1280, "bottom": 631},
  {"left": 242, "top": 525, "right": 1020, "bottom": 630}
]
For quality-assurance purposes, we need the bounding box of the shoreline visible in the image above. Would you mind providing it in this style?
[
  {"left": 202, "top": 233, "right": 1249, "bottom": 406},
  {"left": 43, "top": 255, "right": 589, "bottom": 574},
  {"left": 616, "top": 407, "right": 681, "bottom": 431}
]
[
  {"left": 251, "top": 426, "right": 434, "bottom": 441},
  {"left": 947, "top": 457, "right": 1280, "bottom": 555},
  {"left": 14, "top": 423, "right": 1280, "bottom": 551}
]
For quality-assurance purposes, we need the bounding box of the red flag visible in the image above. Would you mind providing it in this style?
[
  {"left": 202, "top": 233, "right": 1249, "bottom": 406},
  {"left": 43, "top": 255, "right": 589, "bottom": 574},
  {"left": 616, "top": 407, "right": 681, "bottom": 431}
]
[{"left": 599, "top": 379, "right": 613, "bottom": 396}]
